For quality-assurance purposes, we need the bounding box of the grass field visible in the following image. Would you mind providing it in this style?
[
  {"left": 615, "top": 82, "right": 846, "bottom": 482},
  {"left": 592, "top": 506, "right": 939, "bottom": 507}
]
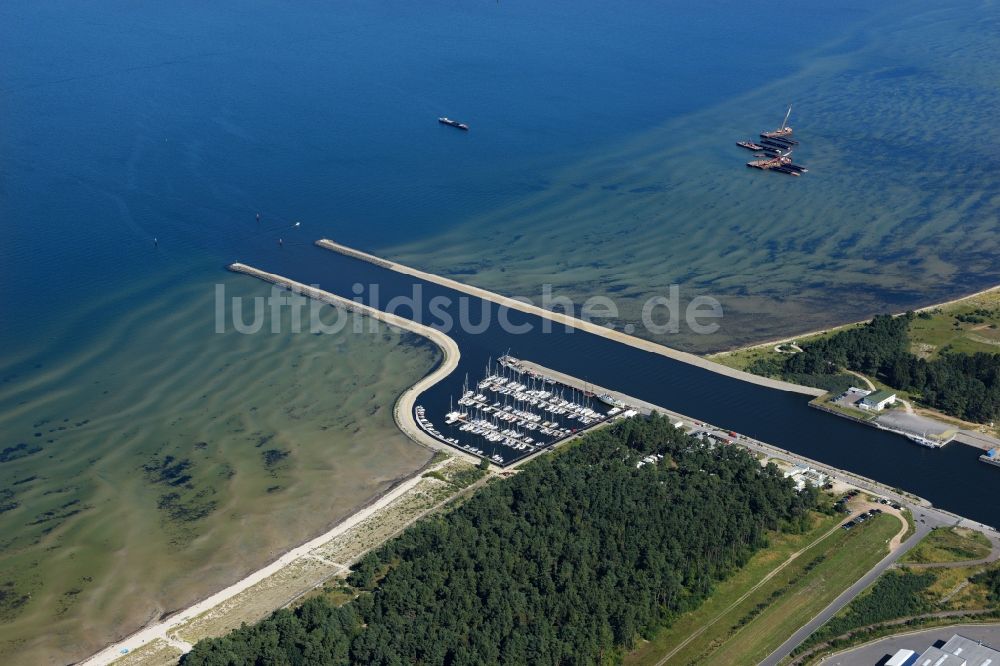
[
  {"left": 626, "top": 512, "right": 901, "bottom": 666},
  {"left": 902, "top": 528, "right": 993, "bottom": 565},
  {"left": 789, "top": 527, "right": 999, "bottom": 664},
  {"left": 710, "top": 289, "right": 1000, "bottom": 373},
  {"left": 909, "top": 296, "right": 1000, "bottom": 358}
]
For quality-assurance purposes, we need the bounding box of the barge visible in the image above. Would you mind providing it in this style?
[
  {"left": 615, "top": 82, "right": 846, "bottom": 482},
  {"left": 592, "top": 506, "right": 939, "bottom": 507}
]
[{"left": 761, "top": 104, "right": 794, "bottom": 138}]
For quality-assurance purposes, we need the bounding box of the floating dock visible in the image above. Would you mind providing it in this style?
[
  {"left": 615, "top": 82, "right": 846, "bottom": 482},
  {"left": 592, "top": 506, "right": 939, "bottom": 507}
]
[{"left": 414, "top": 354, "right": 637, "bottom": 467}]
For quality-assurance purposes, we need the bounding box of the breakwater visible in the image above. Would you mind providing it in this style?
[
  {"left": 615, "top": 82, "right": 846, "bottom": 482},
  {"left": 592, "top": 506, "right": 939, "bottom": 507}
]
[
  {"left": 315, "top": 239, "right": 825, "bottom": 398},
  {"left": 227, "top": 263, "right": 469, "bottom": 463},
  {"left": 235, "top": 243, "right": 999, "bottom": 528}
]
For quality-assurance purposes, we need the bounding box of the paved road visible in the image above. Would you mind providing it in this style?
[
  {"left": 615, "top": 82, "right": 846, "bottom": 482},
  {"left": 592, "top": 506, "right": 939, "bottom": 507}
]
[
  {"left": 906, "top": 530, "right": 1000, "bottom": 570},
  {"left": 818, "top": 623, "right": 1000, "bottom": 665},
  {"left": 758, "top": 521, "right": 932, "bottom": 666},
  {"left": 486, "top": 360, "right": 1000, "bottom": 666}
]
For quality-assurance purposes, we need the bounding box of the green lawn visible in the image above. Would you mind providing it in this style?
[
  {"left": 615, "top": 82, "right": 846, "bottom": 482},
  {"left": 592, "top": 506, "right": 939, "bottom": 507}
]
[
  {"left": 902, "top": 527, "right": 993, "bottom": 565},
  {"left": 786, "top": 530, "right": 1000, "bottom": 664},
  {"left": 625, "top": 512, "right": 840, "bottom": 666},
  {"left": 627, "top": 513, "right": 902, "bottom": 666},
  {"left": 907, "top": 294, "right": 1000, "bottom": 359},
  {"left": 709, "top": 290, "right": 1000, "bottom": 370}
]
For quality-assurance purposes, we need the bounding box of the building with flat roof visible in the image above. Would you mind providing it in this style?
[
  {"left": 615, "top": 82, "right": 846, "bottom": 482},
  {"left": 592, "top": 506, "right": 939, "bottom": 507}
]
[
  {"left": 886, "top": 649, "right": 918, "bottom": 666},
  {"left": 888, "top": 633, "right": 1000, "bottom": 666},
  {"left": 860, "top": 389, "right": 897, "bottom": 411}
]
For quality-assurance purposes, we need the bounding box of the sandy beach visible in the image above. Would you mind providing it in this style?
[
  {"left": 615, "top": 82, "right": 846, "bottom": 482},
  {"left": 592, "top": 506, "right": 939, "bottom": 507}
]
[{"left": 81, "top": 266, "right": 472, "bottom": 665}]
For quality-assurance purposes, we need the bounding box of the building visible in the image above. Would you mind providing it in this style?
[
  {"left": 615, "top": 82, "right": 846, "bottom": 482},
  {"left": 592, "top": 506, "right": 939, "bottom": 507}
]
[
  {"left": 860, "top": 389, "right": 897, "bottom": 411},
  {"left": 887, "top": 634, "right": 1000, "bottom": 666},
  {"left": 783, "top": 465, "right": 828, "bottom": 492},
  {"left": 887, "top": 650, "right": 917, "bottom": 666}
]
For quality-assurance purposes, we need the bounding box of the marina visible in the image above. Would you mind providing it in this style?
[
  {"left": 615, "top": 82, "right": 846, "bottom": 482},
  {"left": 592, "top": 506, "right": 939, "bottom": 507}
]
[
  {"left": 415, "top": 355, "right": 636, "bottom": 466},
  {"left": 255, "top": 242, "right": 999, "bottom": 528}
]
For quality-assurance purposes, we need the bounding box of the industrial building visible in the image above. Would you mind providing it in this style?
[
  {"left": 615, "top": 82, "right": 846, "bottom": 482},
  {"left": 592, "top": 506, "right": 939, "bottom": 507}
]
[
  {"left": 860, "top": 389, "right": 897, "bottom": 411},
  {"left": 887, "top": 634, "right": 1000, "bottom": 666}
]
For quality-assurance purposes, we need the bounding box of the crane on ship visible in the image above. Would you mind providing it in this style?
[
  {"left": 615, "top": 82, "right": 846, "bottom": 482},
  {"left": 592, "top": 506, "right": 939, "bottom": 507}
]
[{"left": 762, "top": 104, "right": 793, "bottom": 138}]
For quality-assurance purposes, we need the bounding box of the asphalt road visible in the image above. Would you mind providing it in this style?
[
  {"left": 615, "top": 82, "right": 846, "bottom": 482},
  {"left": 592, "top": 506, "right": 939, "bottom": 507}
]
[
  {"left": 503, "top": 361, "right": 1000, "bottom": 666},
  {"left": 758, "top": 520, "right": 932, "bottom": 666},
  {"left": 818, "top": 623, "right": 1000, "bottom": 665}
]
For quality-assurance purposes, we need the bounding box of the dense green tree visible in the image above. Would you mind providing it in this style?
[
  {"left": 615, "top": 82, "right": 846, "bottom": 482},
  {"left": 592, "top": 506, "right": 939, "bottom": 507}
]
[
  {"left": 759, "top": 314, "right": 1000, "bottom": 423},
  {"left": 182, "top": 415, "right": 814, "bottom": 665}
]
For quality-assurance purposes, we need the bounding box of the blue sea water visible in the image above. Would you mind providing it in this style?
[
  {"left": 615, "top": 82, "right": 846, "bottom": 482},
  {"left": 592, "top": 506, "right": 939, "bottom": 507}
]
[
  {"left": 1, "top": 0, "right": 877, "bottom": 367},
  {"left": 9, "top": 1, "right": 996, "bottom": 660}
]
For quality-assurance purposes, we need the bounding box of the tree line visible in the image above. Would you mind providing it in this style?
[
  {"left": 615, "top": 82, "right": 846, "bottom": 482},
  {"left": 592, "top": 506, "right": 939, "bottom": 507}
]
[
  {"left": 181, "top": 414, "right": 815, "bottom": 665},
  {"left": 748, "top": 314, "right": 1000, "bottom": 422}
]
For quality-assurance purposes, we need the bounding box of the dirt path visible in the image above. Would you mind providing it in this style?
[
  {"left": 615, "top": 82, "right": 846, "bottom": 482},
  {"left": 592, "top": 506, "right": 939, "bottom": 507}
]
[
  {"left": 904, "top": 531, "right": 1000, "bottom": 570},
  {"left": 653, "top": 519, "right": 851, "bottom": 665},
  {"left": 844, "top": 370, "right": 876, "bottom": 392}
]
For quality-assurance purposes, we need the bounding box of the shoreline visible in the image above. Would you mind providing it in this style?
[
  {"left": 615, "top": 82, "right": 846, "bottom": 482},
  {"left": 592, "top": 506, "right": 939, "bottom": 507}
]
[
  {"left": 315, "top": 239, "right": 825, "bottom": 398},
  {"left": 84, "top": 265, "right": 472, "bottom": 665},
  {"left": 83, "top": 456, "right": 452, "bottom": 665},
  {"left": 84, "top": 265, "right": 997, "bottom": 664},
  {"left": 709, "top": 283, "right": 1000, "bottom": 358}
]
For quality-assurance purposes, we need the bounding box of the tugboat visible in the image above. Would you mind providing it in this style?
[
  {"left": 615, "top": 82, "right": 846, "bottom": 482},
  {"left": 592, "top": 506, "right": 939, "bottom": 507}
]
[
  {"left": 438, "top": 117, "right": 469, "bottom": 131},
  {"left": 761, "top": 104, "right": 793, "bottom": 138},
  {"left": 736, "top": 140, "right": 764, "bottom": 151}
]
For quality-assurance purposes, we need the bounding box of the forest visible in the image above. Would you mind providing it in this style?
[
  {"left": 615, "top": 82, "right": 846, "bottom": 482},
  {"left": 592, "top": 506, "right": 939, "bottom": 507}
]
[
  {"left": 181, "top": 414, "right": 815, "bottom": 665},
  {"left": 748, "top": 314, "right": 1000, "bottom": 422},
  {"left": 796, "top": 570, "right": 935, "bottom": 652}
]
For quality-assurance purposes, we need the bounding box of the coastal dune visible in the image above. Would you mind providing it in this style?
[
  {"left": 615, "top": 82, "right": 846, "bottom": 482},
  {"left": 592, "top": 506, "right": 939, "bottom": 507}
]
[{"left": 81, "top": 265, "right": 470, "bottom": 665}]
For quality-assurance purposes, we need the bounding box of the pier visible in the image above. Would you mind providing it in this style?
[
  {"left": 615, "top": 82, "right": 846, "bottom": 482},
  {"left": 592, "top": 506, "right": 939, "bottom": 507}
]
[
  {"left": 228, "top": 250, "right": 998, "bottom": 527},
  {"left": 314, "top": 239, "right": 824, "bottom": 397},
  {"left": 414, "top": 355, "right": 637, "bottom": 466},
  {"left": 226, "top": 263, "right": 476, "bottom": 465}
]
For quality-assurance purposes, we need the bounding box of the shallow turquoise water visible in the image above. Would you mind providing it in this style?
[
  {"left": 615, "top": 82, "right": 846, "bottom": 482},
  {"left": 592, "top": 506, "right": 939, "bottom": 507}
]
[{"left": 1, "top": 0, "right": 997, "bottom": 662}]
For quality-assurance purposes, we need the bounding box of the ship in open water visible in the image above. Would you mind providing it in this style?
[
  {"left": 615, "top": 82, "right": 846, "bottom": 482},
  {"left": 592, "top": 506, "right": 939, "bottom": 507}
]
[{"left": 438, "top": 116, "right": 469, "bottom": 131}]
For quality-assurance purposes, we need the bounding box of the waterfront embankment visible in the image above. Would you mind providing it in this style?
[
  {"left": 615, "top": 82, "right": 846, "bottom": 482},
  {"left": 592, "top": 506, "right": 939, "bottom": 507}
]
[
  {"left": 83, "top": 456, "right": 476, "bottom": 665},
  {"left": 226, "top": 263, "right": 474, "bottom": 464},
  {"left": 518, "top": 359, "right": 996, "bottom": 536},
  {"left": 315, "top": 239, "right": 825, "bottom": 397}
]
